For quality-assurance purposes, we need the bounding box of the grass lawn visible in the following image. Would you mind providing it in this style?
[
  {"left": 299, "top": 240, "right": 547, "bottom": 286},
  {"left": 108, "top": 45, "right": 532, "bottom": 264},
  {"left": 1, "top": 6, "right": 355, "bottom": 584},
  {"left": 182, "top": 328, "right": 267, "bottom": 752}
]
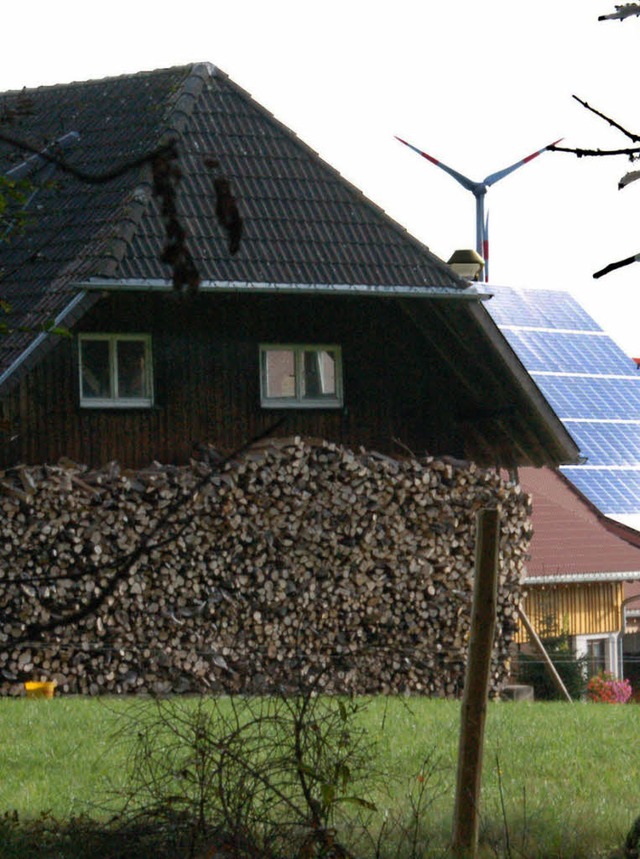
[{"left": 0, "top": 695, "right": 639, "bottom": 857}]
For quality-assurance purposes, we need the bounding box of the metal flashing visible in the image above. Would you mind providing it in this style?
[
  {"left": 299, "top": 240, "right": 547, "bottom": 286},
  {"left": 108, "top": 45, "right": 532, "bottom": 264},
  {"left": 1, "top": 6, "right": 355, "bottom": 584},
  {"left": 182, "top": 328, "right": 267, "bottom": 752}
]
[
  {"left": 0, "top": 290, "right": 87, "bottom": 388},
  {"left": 524, "top": 571, "right": 640, "bottom": 585},
  {"left": 75, "top": 278, "right": 488, "bottom": 300}
]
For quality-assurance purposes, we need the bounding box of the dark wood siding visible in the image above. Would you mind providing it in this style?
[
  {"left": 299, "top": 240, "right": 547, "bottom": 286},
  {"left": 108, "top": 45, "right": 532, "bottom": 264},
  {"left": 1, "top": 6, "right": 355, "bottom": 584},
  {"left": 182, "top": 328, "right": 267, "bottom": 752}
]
[{"left": 3, "top": 292, "right": 467, "bottom": 468}]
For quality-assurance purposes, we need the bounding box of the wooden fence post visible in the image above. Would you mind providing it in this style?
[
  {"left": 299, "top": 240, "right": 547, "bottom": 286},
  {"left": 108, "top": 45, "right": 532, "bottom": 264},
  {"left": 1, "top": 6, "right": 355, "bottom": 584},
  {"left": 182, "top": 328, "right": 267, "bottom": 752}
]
[{"left": 452, "top": 507, "right": 501, "bottom": 859}]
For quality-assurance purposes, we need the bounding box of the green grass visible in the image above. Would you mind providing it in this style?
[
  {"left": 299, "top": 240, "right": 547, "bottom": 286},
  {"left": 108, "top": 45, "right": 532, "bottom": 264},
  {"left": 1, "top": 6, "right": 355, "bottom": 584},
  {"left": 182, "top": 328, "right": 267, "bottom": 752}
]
[
  {"left": 0, "top": 696, "right": 639, "bottom": 857},
  {"left": 0, "top": 697, "right": 132, "bottom": 818}
]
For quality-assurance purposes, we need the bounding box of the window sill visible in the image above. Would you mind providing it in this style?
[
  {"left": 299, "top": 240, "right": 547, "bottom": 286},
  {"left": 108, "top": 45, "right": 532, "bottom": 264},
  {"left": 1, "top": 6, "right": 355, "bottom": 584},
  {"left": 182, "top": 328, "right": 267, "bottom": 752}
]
[
  {"left": 261, "top": 400, "right": 343, "bottom": 410},
  {"left": 80, "top": 399, "right": 154, "bottom": 409}
]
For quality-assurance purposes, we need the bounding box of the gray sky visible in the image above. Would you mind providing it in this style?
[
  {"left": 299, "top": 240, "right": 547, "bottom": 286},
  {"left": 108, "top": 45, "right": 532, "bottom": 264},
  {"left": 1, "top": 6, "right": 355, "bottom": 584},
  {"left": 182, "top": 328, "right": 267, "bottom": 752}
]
[{"left": 4, "top": 1, "right": 640, "bottom": 352}]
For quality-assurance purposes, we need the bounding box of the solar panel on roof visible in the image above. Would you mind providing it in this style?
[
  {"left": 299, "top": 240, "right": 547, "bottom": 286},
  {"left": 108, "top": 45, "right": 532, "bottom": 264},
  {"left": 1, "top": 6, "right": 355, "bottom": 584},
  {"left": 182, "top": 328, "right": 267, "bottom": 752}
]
[
  {"left": 561, "top": 421, "right": 640, "bottom": 466},
  {"left": 486, "top": 286, "right": 601, "bottom": 331},
  {"left": 502, "top": 329, "right": 637, "bottom": 375},
  {"left": 533, "top": 375, "right": 640, "bottom": 421},
  {"left": 486, "top": 285, "right": 640, "bottom": 518},
  {"left": 561, "top": 467, "right": 640, "bottom": 515}
]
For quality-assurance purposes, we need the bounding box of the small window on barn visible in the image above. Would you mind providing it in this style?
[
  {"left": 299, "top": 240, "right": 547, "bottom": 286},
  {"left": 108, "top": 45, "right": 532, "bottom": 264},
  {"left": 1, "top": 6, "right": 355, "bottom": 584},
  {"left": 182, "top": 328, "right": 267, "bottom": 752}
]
[
  {"left": 260, "top": 345, "right": 343, "bottom": 408},
  {"left": 79, "top": 334, "right": 153, "bottom": 407}
]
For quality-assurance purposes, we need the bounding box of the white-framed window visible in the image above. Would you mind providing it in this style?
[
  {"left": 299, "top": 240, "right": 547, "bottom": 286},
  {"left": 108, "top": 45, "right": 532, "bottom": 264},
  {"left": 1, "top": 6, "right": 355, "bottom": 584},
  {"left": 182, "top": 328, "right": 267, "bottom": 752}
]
[
  {"left": 78, "top": 334, "right": 153, "bottom": 408},
  {"left": 260, "top": 344, "right": 343, "bottom": 408},
  {"left": 575, "top": 633, "right": 620, "bottom": 678}
]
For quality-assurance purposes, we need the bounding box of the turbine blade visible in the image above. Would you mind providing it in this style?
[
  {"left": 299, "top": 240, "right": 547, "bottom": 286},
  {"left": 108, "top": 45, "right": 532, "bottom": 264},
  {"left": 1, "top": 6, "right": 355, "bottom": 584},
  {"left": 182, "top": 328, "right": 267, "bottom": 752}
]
[
  {"left": 483, "top": 211, "right": 490, "bottom": 282},
  {"left": 484, "top": 212, "right": 489, "bottom": 262},
  {"left": 395, "top": 136, "right": 479, "bottom": 193},
  {"left": 484, "top": 138, "right": 563, "bottom": 186}
]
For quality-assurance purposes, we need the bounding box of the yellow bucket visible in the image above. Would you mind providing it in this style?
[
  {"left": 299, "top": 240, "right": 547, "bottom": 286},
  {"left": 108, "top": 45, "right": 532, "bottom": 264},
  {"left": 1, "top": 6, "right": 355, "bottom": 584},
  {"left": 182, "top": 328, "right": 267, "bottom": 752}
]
[{"left": 24, "top": 681, "right": 56, "bottom": 699}]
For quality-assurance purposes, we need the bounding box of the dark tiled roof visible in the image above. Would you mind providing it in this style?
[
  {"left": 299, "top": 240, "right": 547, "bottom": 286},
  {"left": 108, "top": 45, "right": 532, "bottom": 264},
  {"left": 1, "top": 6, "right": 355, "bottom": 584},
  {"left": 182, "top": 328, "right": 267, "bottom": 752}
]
[
  {"left": 0, "top": 62, "right": 465, "bottom": 384},
  {"left": 117, "top": 65, "right": 464, "bottom": 286}
]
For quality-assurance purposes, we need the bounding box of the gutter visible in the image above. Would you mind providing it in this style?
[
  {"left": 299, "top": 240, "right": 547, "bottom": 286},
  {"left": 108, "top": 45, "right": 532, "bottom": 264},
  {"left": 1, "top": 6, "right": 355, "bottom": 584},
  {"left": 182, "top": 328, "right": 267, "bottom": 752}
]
[
  {"left": 524, "top": 570, "right": 640, "bottom": 585},
  {"left": 74, "top": 277, "right": 491, "bottom": 301}
]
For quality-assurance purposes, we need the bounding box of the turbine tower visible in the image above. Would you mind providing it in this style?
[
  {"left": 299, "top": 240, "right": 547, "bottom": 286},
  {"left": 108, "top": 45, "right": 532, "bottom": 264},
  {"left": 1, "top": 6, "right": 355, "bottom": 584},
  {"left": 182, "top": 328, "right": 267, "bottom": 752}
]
[{"left": 395, "top": 136, "right": 561, "bottom": 281}]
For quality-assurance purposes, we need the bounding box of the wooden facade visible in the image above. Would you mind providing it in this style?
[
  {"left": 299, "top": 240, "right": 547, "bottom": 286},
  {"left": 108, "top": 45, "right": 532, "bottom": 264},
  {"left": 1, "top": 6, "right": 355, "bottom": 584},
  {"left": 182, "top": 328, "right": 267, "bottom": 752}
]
[
  {"left": 516, "top": 581, "right": 623, "bottom": 642},
  {"left": 1, "top": 291, "right": 473, "bottom": 469}
]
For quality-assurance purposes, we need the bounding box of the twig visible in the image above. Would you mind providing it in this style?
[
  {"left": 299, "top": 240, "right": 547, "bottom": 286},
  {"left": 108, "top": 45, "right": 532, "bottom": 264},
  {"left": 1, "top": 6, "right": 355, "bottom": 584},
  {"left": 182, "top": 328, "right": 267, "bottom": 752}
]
[{"left": 572, "top": 94, "right": 640, "bottom": 143}]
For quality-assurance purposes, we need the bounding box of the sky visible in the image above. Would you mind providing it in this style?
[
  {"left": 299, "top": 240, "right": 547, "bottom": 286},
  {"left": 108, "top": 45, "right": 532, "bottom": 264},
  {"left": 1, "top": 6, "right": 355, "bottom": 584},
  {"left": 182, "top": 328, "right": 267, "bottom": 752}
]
[{"left": 4, "top": 1, "right": 640, "bottom": 353}]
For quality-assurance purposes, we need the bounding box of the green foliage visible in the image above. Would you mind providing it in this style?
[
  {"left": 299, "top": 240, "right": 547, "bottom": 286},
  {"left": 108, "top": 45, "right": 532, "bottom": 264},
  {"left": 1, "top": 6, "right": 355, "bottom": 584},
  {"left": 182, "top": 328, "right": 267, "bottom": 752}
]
[
  {"left": 112, "top": 692, "right": 377, "bottom": 857},
  {"left": 0, "top": 299, "right": 70, "bottom": 338},
  {"left": 516, "top": 617, "right": 587, "bottom": 700},
  {"left": 0, "top": 174, "right": 33, "bottom": 236}
]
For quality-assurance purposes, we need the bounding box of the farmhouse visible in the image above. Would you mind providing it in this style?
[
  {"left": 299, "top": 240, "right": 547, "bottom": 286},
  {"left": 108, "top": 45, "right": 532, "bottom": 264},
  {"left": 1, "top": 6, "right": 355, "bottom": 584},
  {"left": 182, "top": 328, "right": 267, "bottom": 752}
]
[
  {"left": 0, "top": 64, "right": 590, "bottom": 696},
  {"left": 0, "top": 63, "right": 578, "bottom": 470}
]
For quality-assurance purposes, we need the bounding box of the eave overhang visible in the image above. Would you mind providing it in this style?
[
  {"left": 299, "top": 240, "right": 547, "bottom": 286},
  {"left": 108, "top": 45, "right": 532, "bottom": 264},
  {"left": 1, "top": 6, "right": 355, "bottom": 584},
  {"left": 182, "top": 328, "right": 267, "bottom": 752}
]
[{"left": 75, "top": 277, "right": 491, "bottom": 300}]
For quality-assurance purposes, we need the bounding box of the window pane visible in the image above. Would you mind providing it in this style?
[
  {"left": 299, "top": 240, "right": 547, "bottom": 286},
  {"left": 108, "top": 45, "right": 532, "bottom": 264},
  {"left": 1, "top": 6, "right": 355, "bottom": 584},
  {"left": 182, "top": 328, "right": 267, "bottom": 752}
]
[
  {"left": 264, "top": 349, "right": 296, "bottom": 398},
  {"left": 587, "top": 639, "right": 606, "bottom": 676},
  {"left": 117, "top": 340, "right": 149, "bottom": 399},
  {"left": 302, "top": 349, "right": 336, "bottom": 398},
  {"left": 81, "top": 340, "right": 110, "bottom": 399}
]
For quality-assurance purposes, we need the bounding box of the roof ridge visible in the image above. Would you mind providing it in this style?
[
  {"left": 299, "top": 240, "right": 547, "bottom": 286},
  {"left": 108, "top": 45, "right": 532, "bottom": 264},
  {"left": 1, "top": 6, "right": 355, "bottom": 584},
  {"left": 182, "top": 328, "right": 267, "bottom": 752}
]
[
  {"left": 159, "top": 62, "right": 214, "bottom": 144},
  {"left": 1, "top": 64, "right": 198, "bottom": 97}
]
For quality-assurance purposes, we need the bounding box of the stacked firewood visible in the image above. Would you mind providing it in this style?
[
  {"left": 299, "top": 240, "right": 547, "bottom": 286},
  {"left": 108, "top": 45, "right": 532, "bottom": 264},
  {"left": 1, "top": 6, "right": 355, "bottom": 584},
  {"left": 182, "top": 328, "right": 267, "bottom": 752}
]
[{"left": 0, "top": 438, "right": 532, "bottom": 696}]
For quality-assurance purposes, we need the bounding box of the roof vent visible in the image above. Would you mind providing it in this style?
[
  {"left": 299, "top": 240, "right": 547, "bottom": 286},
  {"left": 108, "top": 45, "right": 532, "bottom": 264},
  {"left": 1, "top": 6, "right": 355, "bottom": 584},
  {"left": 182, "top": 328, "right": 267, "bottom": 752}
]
[{"left": 447, "top": 249, "right": 485, "bottom": 281}]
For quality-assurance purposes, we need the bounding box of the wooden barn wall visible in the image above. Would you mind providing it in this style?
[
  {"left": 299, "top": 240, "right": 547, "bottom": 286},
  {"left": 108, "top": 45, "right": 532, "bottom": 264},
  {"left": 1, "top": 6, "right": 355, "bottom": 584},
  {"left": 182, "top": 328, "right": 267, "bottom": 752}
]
[
  {"left": 515, "top": 581, "right": 623, "bottom": 641},
  {"left": 2, "top": 292, "right": 468, "bottom": 469}
]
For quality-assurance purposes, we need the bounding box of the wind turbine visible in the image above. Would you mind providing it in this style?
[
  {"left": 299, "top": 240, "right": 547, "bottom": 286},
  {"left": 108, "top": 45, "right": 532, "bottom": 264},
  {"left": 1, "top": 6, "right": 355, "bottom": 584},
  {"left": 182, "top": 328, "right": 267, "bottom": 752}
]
[{"left": 395, "top": 135, "right": 562, "bottom": 281}]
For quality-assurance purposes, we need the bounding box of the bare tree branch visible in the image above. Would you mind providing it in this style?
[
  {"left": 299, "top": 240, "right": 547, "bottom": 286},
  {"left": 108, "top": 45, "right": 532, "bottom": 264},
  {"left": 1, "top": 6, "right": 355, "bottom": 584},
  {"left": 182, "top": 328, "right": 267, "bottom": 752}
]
[
  {"left": 549, "top": 96, "right": 640, "bottom": 160},
  {"left": 571, "top": 94, "right": 640, "bottom": 143},
  {"left": 549, "top": 96, "right": 640, "bottom": 158},
  {"left": 599, "top": 4, "right": 640, "bottom": 22},
  {"left": 593, "top": 253, "right": 640, "bottom": 278},
  {"left": 548, "top": 91, "right": 640, "bottom": 277},
  {"left": 618, "top": 170, "right": 640, "bottom": 189},
  {"left": 550, "top": 142, "right": 640, "bottom": 158}
]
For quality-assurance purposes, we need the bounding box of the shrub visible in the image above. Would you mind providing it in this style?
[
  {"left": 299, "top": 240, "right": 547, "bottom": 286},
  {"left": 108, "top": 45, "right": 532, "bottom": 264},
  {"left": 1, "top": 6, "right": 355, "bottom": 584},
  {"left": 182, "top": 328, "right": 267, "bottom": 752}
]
[
  {"left": 112, "top": 689, "right": 378, "bottom": 858},
  {"left": 587, "top": 671, "right": 632, "bottom": 704},
  {"left": 516, "top": 620, "right": 587, "bottom": 701}
]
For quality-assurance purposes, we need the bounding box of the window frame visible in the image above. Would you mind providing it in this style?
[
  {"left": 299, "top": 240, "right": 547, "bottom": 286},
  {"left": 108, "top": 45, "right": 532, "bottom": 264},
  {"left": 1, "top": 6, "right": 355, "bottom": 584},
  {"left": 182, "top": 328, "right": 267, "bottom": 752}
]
[
  {"left": 78, "top": 333, "right": 154, "bottom": 408},
  {"left": 259, "top": 343, "right": 343, "bottom": 409}
]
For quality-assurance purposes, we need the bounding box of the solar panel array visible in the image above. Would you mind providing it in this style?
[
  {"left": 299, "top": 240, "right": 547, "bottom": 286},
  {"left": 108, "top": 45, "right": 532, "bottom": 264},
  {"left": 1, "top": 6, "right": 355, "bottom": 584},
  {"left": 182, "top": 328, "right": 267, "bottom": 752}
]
[{"left": 485, "top": 286, "right": 640, "bottom": 519}]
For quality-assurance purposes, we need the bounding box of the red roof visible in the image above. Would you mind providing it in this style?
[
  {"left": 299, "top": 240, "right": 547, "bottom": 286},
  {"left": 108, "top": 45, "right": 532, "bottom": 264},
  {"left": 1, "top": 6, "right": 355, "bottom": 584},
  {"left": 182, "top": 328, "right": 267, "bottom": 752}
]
[{"left": 519, "top": 467, "right": 640, "bottom": 581}]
